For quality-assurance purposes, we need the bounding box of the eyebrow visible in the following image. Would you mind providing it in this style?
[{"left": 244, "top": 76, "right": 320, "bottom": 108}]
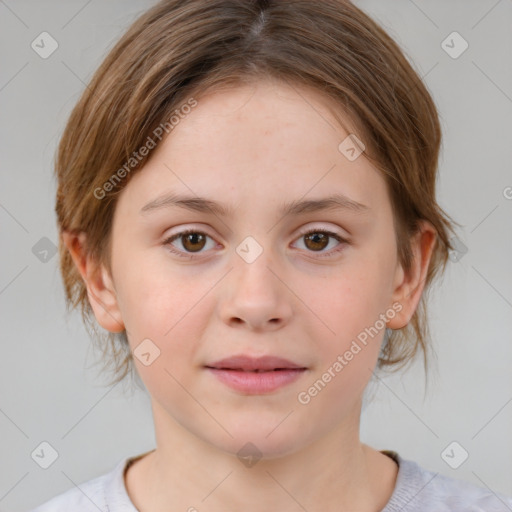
[{"left": 140, "top": 192, "right": 370, "bottom": 217}]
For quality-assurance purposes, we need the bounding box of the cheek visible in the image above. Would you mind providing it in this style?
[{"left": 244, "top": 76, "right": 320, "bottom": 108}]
[
  {"left": 116, "top": 275, "right": 171, "bottom": 336},
  {"left": 294, "top": 253, "right": 392, "bottom": 378},
  {"left": 300, "top": 258, "right": 390, "bottom": 334},
  {"left": 296, "top": 271, "right": 386, "bottom": 411},
  {"left": 115, "top": 260, "right": 212, "bottom": 372},
  {"left": 114, "top": 249, "right": 198, "bottom": 332}
]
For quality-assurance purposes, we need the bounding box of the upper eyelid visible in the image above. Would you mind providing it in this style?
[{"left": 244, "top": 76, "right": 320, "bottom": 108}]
[
  {"left": 166, "top": 229, "right": 347, "bottom": 263},
  {"left": 165, "top": 225, "right": 347, "bottom": 250},
  {"left": 165, "top": 224, "right": 346, "bottom": 241}
]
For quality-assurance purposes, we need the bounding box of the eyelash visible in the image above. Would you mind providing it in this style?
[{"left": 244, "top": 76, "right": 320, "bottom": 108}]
[{"left": 163, "top": 228, "right": 349, "bottom": 260}]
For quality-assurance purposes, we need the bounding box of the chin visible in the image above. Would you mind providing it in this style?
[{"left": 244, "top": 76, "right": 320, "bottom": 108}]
[{"left": 205, "top": 423, "right": 311, "bottom": 462}]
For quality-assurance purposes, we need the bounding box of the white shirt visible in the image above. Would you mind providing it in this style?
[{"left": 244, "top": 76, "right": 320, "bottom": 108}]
[{"left": 30, "top": 450, "right": 512, "bottom": 511}]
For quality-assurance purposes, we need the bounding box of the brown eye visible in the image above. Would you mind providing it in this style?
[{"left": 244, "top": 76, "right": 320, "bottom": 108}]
[
  {"left": 294, "top": 228, "right": 348, "bottom": 258},
  {"left": 303, "top": 232, "right": 329, "bottom": 251},
  {"left": 181, "top": 232, "right": 207, "bottom": 252},
  {"left": 164, "top": 229, "right": 215, "bottom": 258}
]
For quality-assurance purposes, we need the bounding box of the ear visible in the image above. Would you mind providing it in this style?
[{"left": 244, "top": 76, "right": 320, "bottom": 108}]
[
  {"left": 387, "top": 220, "right": 437, "bottom": 330},
  {"left": 61, "top": 231, "right": 125, "bottom": 333}
]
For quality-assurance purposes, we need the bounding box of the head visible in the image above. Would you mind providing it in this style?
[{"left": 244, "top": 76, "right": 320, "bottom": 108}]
[{"left": 57, "top": 0, "right": 458, "bottom": 456}]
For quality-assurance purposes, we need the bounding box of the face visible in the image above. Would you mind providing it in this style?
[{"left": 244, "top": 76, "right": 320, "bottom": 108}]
[{"left": 81, "top": 79, "right": 430, "bottom": 458}]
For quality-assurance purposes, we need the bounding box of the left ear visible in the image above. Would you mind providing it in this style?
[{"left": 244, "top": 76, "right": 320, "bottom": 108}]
[{"left": 387, "top": 220, "right": 437, "bottom": 330}]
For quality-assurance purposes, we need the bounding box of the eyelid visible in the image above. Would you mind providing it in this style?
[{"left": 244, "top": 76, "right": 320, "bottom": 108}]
[
  {"left": 292, "top": 226, "right": 349, "bottom": 258},
  {"left": 163, "top": 223, "right": 348, "bottom": 241},
  {"left": 295, "top": 223, "right": 348, "bottom": 239},
  {"left": 162, "top": 227, "right": 218, "bottom": 259},
  {"left": 163, "top": 224, "right": 349, "bottom": 259},
  {"left": 163, "top": 224, "right": 216, "bottom": 244}
]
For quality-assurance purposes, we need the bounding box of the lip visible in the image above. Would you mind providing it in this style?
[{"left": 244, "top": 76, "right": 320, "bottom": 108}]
[
  {"left": 205, "top": 355, "right": 307, "bottom": 394},
  {"left": 206, "top": 355, "right": 305, "bottom": 371}
]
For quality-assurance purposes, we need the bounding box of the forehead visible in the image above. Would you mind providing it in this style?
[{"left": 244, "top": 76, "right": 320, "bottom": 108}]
[{"left": 116, "top": 80, "right": 390, "bottom": 220}]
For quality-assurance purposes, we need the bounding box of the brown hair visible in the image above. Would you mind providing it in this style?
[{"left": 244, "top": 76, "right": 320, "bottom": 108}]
[{"left": 55, "top": 0, "right": 460, "bottom": 388}]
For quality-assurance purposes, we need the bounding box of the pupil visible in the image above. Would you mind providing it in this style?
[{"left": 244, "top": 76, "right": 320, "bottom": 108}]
[
  {"left": 184, "top": 233, "right": 205, "bottom": 252},
  {"left": 307, "top": 233, "right": 328, "bottom": 251}
]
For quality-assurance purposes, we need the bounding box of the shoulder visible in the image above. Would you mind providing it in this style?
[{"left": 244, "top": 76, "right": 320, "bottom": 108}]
[
  {"left": 29, "top": 475, "right": 108, "bottom": 512},
  {"left": 29, "top": 457, "right": 131, "bottom": 512},
  {"left": 383, "top": 451, "right": 512, "bottom": 512}
]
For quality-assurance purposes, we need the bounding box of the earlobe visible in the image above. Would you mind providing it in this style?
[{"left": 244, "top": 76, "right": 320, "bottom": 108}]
[
  {"left": 61, "top": 230, "right": 125, "bottom": 333},
  {"left": 387, "top": 221, "right": 437, "bottom": 330}
]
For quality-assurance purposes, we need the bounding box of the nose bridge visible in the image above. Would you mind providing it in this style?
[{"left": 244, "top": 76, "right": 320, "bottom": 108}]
[
  {"left": 232, "top": 233, "right": 279, "bottom": 292},
  {"left": 217, "top": 231, "right": 293, "bottom": 330}
]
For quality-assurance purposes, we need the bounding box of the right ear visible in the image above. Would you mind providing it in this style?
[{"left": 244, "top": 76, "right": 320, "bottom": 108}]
[{"left": 61, "top": 231, "right": 125, "bottom": 333}]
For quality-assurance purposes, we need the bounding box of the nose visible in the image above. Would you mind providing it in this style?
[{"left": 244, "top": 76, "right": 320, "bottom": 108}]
[{"left": 218, "top": 249, "right": 293, "bottom": 332}]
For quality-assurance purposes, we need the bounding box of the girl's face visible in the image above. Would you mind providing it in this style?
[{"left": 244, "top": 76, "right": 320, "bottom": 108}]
[{"left": 94, "top": 80, "right": 430, "bottom": 457}]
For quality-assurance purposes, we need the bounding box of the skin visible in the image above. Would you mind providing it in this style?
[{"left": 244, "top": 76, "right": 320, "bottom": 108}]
[{"left": 63, "top": 78, "right": 437, "bottom": 511}]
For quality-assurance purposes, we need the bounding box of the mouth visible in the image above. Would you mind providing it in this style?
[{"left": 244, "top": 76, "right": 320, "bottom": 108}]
[
  {"left": 206, "top": 368, "right": 299, "bottom": 372},
  {"left": 205, "top": 354, "right": 307, "bottom": 372},
  {"left": 204, "top": 355, "right": 308, "bottom": 394}
]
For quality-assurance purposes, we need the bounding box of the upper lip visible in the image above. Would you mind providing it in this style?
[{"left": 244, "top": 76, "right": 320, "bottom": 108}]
[{"left": 205, "top": 355, "right": 306, "bottom": 371}]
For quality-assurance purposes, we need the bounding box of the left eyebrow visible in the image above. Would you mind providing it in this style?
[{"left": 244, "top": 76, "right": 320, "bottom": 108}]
[
  {"left": 279, "top": 193, "right": 370, "bottom": 216},
  {"left": 139, "top": 192, "right": 370, "bottom": 217}
]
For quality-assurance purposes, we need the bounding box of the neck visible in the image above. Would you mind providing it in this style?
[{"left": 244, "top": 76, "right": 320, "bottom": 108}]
[{"left": 125, "top": 399, "right": 398, "bottom": 512}]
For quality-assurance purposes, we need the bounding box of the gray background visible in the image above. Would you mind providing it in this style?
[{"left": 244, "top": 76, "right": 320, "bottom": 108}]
[{"left": 1, "top": 0, "right": 511, "bottom": 510}]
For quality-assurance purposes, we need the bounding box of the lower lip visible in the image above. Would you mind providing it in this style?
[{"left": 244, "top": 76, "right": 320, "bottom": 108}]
[{"left": 205, "top": 368, "right": 307, "bottom": 393}]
